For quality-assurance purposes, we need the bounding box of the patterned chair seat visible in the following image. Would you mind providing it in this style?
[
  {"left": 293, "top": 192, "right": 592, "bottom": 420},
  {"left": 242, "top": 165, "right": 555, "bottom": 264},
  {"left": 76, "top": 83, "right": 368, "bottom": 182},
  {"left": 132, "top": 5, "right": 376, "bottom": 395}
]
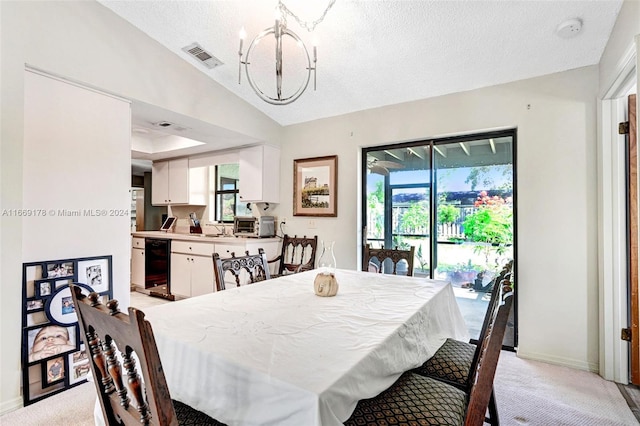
[
  {"left": 344, "top": 372, "right": 467, "bottom": 426},
  {"left": 412, "top": 338, "right": 475, "bottom": 388},
  {"left": 173, "top": 400, "right": 226, "bottom": 425}
]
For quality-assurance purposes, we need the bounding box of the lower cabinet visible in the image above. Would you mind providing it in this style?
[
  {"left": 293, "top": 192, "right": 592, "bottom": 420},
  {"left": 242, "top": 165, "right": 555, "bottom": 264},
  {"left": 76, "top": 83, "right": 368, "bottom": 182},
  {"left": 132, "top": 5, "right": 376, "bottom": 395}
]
[
  {"left": 170, "top": 241, "right": 215, "bottom": 299},
  {"left": 168, "top": 238, "right": 281, "bottom": 298},
  {"left": 170, "top": 252, "right": 214, "bottom": 298},
  {"left": 131, "top": 238, "right": 145, "bottom": 289},
  {"left": 132, "top": 248, "right": 145, "bottom": 288}
]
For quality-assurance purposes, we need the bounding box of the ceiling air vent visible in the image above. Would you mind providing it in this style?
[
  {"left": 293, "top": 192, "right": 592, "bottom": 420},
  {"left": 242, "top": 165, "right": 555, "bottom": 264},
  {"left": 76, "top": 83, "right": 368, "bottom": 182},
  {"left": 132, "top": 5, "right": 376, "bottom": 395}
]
[{"left": 182, "top": 42, "right": 223, "bottom": 69}]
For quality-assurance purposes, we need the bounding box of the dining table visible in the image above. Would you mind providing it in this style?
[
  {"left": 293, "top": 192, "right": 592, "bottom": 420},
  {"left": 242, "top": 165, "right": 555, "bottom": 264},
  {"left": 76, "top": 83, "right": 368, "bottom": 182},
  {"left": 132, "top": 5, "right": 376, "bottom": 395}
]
[{"left": 141, "top": 268, "right": 469, "bottom": 426}]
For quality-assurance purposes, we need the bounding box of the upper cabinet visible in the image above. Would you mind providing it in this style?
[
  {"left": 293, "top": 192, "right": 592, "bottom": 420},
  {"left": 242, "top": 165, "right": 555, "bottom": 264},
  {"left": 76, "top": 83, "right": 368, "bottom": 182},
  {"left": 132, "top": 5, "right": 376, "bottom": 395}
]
[
  {"left": 152, "top": 158, "right": 207, "bottom": 205},
  {"left": 239, "top": 145, "right": 280, "bottom": 203}
]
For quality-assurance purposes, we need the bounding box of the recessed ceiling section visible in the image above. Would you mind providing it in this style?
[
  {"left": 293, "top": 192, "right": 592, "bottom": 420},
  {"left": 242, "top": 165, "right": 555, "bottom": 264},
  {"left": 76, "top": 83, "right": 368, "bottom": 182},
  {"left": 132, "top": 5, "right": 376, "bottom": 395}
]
[
  {"left": 131, "top": 132, "right": 206, "bottom": 154},
  {"left": 130, "top": 99, "right": 262, "bottom": 161}
]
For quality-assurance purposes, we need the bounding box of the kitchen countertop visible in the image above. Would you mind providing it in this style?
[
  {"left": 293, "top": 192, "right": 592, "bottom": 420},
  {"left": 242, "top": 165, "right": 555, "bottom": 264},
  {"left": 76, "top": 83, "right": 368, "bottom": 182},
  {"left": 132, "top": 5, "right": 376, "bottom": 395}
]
[{"left": 131, "top": 231, "right": 280, "bottom": 244}]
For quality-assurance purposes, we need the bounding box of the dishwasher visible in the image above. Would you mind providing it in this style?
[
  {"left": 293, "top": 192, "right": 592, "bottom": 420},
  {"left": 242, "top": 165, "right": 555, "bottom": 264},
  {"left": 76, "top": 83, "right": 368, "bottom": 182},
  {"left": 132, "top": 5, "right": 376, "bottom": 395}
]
[{"left": 144, "top": 238, "right": 174, "bottom": 300}]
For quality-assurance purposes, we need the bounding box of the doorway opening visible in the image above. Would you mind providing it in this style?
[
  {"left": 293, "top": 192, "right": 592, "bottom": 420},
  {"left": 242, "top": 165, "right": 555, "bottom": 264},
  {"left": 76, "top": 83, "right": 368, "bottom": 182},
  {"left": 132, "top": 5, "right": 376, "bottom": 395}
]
[{"left": 362, "top": 129, "right": 516, "bottom": 346}]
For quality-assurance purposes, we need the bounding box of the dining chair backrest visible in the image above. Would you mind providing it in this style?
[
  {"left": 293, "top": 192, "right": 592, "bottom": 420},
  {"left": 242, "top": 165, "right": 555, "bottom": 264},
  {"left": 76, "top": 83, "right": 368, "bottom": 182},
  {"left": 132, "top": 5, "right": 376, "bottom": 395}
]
[
  {"left": 363, "top": 244, "right": 415, "bottom": 276},
  {"left": 268, "top": 234, "right": 318, "bottom": 277},
  {"left": 70, "top": 284, "right": 178, "bottom": 425},
  {"left": 213, "top": 248, "right": 271, "bottom": 291},
  {"left": 464, "top": 292, "right": 513, "bottom": 426},
  {"left": 467, "top": 260, "right": 513, "bottom": 382}
]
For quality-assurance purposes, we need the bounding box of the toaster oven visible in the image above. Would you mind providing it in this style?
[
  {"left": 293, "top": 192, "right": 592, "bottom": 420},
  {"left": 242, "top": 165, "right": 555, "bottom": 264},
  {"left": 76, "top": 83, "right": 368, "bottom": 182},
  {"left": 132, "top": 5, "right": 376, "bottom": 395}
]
[{"left": 233, "top": 216, "right": 276, "bottom": 238}]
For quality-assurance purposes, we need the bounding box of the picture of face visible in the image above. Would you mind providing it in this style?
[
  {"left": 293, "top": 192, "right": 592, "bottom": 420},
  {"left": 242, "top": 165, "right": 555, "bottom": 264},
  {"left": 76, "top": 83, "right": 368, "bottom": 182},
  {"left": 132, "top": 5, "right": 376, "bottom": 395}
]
[
  {"left": 28, "top": 325, "right": 76, "bottom": 362},
  {"left": 61, "top": 297, "right": 74, "bottom": 315}
]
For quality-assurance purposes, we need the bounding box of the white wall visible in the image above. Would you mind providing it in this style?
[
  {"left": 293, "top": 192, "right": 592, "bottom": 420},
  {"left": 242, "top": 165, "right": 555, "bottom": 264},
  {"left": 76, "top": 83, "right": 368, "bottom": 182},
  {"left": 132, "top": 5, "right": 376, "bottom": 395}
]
[
  {"left": 21, "top": 68, "right": 131, "bottom": 402},
  {"left": 0, "top": 0, "right": 281, "bottom": 412},
  {"left": 274, "top": 66, "right": 600, "bottom": 371}
]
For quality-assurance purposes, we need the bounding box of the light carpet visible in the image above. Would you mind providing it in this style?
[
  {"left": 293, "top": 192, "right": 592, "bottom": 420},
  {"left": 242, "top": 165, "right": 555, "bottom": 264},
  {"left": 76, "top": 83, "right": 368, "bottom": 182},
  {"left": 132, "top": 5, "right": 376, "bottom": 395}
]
[
  {"left": 1, "top": 351, "right": 637, "bottom": 425},
  {"left": 494, "top": 351, "right": 638, "bottom": 425}
]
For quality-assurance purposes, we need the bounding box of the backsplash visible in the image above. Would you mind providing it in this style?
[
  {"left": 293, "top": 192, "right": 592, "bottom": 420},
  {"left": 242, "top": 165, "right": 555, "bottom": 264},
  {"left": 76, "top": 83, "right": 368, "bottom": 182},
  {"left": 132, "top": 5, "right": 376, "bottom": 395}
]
[{"left": 167, "top": 205, "right": 207, "bottom": 234}]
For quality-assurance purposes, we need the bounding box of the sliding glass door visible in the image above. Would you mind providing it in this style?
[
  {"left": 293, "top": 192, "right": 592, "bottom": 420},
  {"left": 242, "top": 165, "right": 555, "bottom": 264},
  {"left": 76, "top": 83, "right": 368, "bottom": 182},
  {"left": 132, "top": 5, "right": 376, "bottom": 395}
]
[
  {"left": 362, "top": 130, "right": 516, "bottom": 343},
  {"left": 364, "top": 146, "right": 431, "bottom": 274}
]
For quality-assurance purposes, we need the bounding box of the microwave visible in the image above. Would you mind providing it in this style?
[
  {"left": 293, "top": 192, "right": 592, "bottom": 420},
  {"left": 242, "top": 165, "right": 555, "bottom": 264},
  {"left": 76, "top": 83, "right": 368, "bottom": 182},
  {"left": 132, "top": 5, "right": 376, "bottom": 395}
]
[{"left": 233, "top": 216, "right": 276, "bottom": 238}]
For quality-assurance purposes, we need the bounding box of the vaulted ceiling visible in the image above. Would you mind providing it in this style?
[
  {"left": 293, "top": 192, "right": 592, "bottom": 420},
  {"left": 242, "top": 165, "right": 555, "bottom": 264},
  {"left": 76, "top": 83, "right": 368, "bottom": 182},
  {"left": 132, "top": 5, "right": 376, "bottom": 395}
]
[{"left": 99, "top": 0, "right": 623, "bottom": 163}]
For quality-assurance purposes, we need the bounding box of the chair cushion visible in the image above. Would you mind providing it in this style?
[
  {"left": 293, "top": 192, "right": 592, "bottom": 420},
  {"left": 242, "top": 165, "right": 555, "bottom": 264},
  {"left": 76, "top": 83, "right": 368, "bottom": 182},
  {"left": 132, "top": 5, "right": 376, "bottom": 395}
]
[
  {"left": 344, "top": 372, "right": 466, "bottom": 426},
  {"left": 173, "top": 399, "right": 226, "bottom": 425},
  {"left": 412, "top": 338, "right": 475, "bottom": 387}
]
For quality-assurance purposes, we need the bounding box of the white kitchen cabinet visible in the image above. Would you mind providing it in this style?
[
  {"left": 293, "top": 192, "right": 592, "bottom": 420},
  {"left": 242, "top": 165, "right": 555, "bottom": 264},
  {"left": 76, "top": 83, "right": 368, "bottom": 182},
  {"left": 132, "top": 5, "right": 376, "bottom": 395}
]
[
  {"left": 131, "top": 237, "right": 145, "bottom": 289},
  {"left": 190, "top": 255, "right": 214, "bottom": 297},
  {"left": 239, "top": 145, "right": 280, "bottom": 203},
  {"left": 170, "top": 241, "right": 215, "bottom": 298},
  {"left": 152, "top": 158, "right": 207, "bottom": 205}
]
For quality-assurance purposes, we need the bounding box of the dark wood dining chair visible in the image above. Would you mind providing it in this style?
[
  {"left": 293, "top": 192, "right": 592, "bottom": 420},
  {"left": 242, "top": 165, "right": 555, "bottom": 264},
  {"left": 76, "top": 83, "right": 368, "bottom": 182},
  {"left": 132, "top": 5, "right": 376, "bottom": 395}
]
[
  {"left": 69, "top": 284, "right": 225, "bottom": 426},
  {"left": 267, "top": 234, "right": 318, "bottom": 278},
  {"left": 344, "top": 292, "right": 514, "bottom": 426},
  {"left": 213, "top": 248, "right": 271, "bottom": 291},
  {"left": 362, "top": 244, "right": 415, "bottom": 276},
  {"left": 411, "top": 259, "right": 514, "bottom": 425}
]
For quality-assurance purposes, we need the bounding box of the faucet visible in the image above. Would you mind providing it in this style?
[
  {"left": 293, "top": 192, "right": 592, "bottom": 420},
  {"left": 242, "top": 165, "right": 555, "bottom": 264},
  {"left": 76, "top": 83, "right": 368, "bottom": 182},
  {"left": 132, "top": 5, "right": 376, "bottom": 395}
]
[{"left": 212, "top": 224, "right": 226, "bottom": 236}]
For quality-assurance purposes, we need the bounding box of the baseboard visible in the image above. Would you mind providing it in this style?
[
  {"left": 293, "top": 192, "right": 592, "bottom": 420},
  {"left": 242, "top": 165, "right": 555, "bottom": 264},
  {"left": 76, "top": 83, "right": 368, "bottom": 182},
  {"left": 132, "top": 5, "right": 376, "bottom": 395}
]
[
  {"left": 0, "top": 396, "right": 23, "bottom": 416},
  {"left": 516, "top": 350, "right": 599, "bottom": 373}
]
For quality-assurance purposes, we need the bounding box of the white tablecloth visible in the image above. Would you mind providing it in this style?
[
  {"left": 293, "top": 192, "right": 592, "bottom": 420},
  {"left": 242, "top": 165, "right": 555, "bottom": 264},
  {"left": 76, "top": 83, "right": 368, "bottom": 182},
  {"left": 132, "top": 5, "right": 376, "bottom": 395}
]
[{"left": 142, "top": 269, "right": 468, "bottom": 426}]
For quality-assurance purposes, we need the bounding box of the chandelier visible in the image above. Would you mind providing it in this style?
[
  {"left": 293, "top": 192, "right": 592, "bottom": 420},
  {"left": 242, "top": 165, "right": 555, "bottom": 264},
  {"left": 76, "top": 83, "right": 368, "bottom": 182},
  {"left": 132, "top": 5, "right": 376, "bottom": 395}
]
[{"left": 238, "top": 0, "right": 336, "bottom": 105}]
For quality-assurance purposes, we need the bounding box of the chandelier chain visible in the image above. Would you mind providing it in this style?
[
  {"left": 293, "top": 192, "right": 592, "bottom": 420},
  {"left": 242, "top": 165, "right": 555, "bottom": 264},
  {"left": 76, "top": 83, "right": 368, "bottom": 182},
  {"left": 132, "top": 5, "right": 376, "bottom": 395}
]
[{"left": 278, "top": 0, "right": 337, "bottom": 32}]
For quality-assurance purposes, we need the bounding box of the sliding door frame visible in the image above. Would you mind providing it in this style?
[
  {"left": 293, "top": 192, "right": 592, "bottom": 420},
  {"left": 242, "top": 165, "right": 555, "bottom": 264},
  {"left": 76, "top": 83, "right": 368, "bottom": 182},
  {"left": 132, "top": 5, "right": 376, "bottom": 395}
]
[{"left": 361, "top": 128, "right": 518, "bottom": 347}]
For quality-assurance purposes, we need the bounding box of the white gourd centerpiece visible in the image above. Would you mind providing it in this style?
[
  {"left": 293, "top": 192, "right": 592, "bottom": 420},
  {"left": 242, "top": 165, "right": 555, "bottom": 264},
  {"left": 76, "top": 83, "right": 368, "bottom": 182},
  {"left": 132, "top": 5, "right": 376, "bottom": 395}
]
[{"left": 314, "top": 240, "right": 338, "bottom": 297}]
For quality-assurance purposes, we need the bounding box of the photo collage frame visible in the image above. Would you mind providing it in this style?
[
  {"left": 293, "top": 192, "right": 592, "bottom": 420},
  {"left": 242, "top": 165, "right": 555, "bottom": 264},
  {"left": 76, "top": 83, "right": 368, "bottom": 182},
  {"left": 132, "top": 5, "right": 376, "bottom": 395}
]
[{"left": 21, "top": 255, "right": 112, "bottom": 406}]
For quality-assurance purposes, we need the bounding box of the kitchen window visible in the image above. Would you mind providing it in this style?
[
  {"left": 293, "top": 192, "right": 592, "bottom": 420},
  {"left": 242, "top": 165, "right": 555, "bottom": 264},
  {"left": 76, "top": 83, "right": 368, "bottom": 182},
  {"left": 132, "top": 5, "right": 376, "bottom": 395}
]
[{"left": 210, "top": 164, "right": 251, "bottom": 222}]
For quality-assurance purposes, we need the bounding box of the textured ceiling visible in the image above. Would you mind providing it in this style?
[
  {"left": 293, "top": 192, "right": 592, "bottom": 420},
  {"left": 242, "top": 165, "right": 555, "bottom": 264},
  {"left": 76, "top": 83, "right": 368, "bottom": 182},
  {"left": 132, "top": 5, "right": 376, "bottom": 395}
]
[{"left": 99, "top": 0, "right": 622, "bottom": 128}]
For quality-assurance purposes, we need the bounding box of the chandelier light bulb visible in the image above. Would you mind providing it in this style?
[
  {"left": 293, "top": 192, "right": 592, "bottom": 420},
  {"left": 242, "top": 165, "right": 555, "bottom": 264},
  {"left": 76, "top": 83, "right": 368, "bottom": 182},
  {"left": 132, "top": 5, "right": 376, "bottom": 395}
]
[{"left": 239, "top": 27, "right": 246, "bottom": 40}]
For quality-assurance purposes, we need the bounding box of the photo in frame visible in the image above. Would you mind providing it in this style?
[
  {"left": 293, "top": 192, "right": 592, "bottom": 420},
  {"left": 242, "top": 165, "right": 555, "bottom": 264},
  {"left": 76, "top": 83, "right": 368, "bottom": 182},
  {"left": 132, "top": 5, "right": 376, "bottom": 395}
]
[
  {"left": 44, "top": 283, "right": 93, "bottom": 327},
  {"left": 68, "top": 345, "right": 90, "bottom": 385},
  {"left": 26, "top": 299, "right": 44, "bottom": 312},
  {"left": 45, "top": 262, "right": 74, "bottom": 279},
  {"left": 35, "top": 280, "right": 53, "bottom": 298},
  {"left": 25, "top": 324, "right": 78, "bottom": 363},
  {"left": 41, "top": 356, "right": 65, "bottom": 387},
  {"left": 77, "top": 258, "right": 110, "bottom": 293},
  {"left": 293, "top": 155, "right": 338, "bottom": 217}
]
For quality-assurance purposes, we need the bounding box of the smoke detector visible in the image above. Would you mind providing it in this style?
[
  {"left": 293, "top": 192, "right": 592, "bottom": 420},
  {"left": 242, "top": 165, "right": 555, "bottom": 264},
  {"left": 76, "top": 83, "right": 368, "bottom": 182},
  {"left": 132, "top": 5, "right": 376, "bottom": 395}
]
[
  {"left": 182, "top": 42, "right": 223, "bottom": 69},
  {"left": 556, "top": 18, "right": 583, "bottom": 38}
]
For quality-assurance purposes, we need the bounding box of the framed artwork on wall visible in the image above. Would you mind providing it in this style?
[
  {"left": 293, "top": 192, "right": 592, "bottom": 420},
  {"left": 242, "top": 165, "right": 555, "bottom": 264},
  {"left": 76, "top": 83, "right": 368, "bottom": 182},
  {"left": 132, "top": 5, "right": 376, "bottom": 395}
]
[{"left": 293, "top": 155, "right": 338, "bottom": 217}]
